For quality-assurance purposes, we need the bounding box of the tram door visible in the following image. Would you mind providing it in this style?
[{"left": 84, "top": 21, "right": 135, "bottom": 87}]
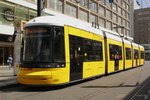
[{"left": 69, "top": 35, "right": 83, "bottom": 81}]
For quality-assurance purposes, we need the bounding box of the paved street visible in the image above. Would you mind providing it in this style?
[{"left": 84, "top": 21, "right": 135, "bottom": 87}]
[
  {"left": 0, "top": 62, "right": 150, "bottom": 100},
  {"left": 0, "top": 66, "right": 16, "bottom": 88},
  {"left": 0, "top": 66, "right": 14, "bottom": 80}
]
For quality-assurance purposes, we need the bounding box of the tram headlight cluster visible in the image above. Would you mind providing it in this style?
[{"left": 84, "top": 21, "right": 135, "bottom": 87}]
[{"left": 38, "top": 63, "right": 65, "bottom": 68}]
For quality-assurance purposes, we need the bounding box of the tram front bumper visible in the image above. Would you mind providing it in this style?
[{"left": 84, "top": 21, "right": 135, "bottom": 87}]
[{"left": 17, "top": 70, "right": 53, "bottom": 85}]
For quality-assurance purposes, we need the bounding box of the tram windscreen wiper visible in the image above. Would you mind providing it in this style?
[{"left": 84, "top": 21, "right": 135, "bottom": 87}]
[{"left": 32, "top": 50, "right": 50, "bottom": 62}]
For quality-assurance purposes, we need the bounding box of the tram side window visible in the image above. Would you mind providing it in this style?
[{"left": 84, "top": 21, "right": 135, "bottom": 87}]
[
  {"left": 134, "top": 49, "right": 139, "bottom": 59},
  {"left": 126, "top": 48, "right": 131, "bottom": 60},
  {"left": 93, "top": 41, "right": 103, "bottom": 61},
  {"left": 141, "top": 51, "right": 145, "bottom": 59},
  {"left": 84, "top": 40, "right": 93, "bottom": 61},
  {"left": 84, "top": 40, "right": 103, "bottom": 61},
  {"left": 76, "top": 37, "right": 84, "bottom": 61},
  {"left": 53, "top": 27, "right": 65, "bottom": 62},
  {"left": 109, "top": 44, "right": 122, "bottom": 60}
]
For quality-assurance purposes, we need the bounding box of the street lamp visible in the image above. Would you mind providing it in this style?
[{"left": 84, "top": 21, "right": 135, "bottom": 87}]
[{"left": 37, "top": 0, "right": 46, "bottom": 16}]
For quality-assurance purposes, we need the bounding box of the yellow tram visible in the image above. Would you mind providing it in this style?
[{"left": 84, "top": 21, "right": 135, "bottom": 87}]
[{"left": 17, "top": 15, "right": 145, "bottom": 85}]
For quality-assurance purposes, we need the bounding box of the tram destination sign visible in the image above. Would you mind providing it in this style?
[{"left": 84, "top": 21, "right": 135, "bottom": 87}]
[{"left": 25, "top": 28, "right": 48, "bottom": 34}]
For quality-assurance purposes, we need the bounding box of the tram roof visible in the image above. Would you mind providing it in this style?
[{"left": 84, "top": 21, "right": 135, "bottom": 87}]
[
  {"left": 26, "top": 15, "right": 132, "bottom": 42},
  {"left": 139, "top": 45, "right": 144, "bottom": 49},
  {"left": 123, "top": 38, "right": 131, "bottom": 45},
  {"left": 132, "top": 42, "right": 139, "bottom": 47}
]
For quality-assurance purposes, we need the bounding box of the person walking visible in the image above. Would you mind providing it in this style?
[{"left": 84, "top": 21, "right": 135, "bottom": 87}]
[{"left": 8, "top": 55, "right": 13, "bottom": 69}]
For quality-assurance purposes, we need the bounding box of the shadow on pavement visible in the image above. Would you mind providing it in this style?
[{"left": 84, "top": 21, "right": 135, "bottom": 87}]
[
  {"left": 0, "top": 76, "right": 101, "bottom": 93},
  {"left": 0, "top": 84, "right": 68, "bottom": 92}
]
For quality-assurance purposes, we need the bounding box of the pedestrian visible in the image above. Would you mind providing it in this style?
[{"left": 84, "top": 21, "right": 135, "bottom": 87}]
[
  {"left": 114, "top": 51, "right": 119, "bottom": 71},
  {"left": 8, "top": 55, "right": 13, "bottom": 69}
]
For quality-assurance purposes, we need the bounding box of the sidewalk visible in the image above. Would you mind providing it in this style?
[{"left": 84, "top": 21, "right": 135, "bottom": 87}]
[{"left": 0, "top": 66, "right": 17, "bottom": 88}]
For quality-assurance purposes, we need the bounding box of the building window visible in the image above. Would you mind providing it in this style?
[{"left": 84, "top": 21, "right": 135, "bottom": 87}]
[
  {"left": 112, "top": 4, "right": 117, "bottom": 12},
  {"left": 127, "top": 30, "right": 129, "bottom": 36},
  {"left": 122, "top": 1, "right": 126, "bottom": 9},
  {"left": 122, "top": 10, "right": 125, "bottom": 17},
  {"left": 106, "top": 21, "right": 111, "bottom": 30},
  {"left": 138, "top": 11, "right": 142, "bottom": 16},
  {"left": 118, "top": 17, "right": 122, "bottom": 24},
  {"left": 99, "top": 5, "right": 105, "bottom": 16},
  {"left": 122, "top": 19, "right": 125, "bottom": 26},
  {"left": 47, "top": 0, "right": 63, "bottom": 13},
  {"left": 66, "top": 3, "right": 77, "bottom": 18},
  {"left": 106, "top": 10, "right": 111, "bottom": 19},
  {"left": 105, "top": 0, "right": 111, "bottom": 8},
  {"left": 79, "top": 9, "right": 88, "bottom": 22},
  {"left": 127, "top": 4, "right": 129, "bottom": 11},
  {"left": 99, "top": 18, "right": 105, "bottom": 28},
  {"left": 127, "top": 13, "right": 129, "bottom": 19},
  {"left": 118, "top": 7, "right": 122, "bottom": 15},
  {"left": 79, "top": 0, "right": 88, "bottom": 8},
  {"left": 118, "top": 0, "right": 122, "bottom": 6},
  {"left": 112, "top": 13, "right": 117, "bottom": 22},
  {"left": 89, "top": 0, "right": 97, "bottom": 12},
  {"left": 112, "top": 24, "right": 117, "bottom": 32},
  {"left": 57, "top": 0, "right": 63, "bottom": 12},
  {"left": 90, "top": 14, "right": 97, "bottom": 24},
  {"left": 125, "top": 20, "right": 127, "bottom": 27}
]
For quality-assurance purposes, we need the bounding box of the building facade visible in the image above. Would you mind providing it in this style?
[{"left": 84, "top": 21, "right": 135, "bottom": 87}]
[
  {"left": 0, "top": 0, "right": 131, "bottom": 66},
  {"left": 130, "top": 0, "right": 140, "bottom": 37},
  {"left": 134, "top": 8, "right": 150, "bottom": 60},
  {"left": 0, "top": 0, "right": 38, "bottom": 66},
  {"left": 24, "top": 0, "right": 131, "bottom": 36}
]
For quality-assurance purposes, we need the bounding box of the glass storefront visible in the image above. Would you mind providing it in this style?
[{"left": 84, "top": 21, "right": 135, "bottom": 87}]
[
  {"left": 0, "top": 1, "right": 38, "bottom": 31},
  {"left": 0, "top": 1, "right": 14, "bottom": 26},
  {"left": 0, "top": 47, "right": 13, "bottom": 66},
  {"left": 0, "top": 1, "right": 52, "bottom": 66},
  {"left": 0, "top": 1, "right": 38, "bottom": 66}
]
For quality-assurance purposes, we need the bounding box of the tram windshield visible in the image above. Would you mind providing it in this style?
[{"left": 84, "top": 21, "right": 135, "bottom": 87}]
[{"left": 23, "top": 26, "right": 65, "bottom": 64}]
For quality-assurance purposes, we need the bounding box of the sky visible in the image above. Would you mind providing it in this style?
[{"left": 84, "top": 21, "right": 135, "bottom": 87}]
[{"left": 139, "top": 0, "right": 150, "bottom": 8}]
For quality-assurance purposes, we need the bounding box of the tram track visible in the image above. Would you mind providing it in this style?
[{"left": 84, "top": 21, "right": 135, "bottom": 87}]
[
  {"left": 78, "top": 67, "right": 144, "bottom": 100},
  {"left": 125, "top": 76, "right": 150, "bottom": 100}
]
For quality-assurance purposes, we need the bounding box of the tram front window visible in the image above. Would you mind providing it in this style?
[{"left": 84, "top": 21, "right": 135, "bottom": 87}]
[
  {"left": 23, "top": 26, "right": 51, "bottom": 62},
  {"left": 23, "top": 26, "right": 65, "bottom": 67}
]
